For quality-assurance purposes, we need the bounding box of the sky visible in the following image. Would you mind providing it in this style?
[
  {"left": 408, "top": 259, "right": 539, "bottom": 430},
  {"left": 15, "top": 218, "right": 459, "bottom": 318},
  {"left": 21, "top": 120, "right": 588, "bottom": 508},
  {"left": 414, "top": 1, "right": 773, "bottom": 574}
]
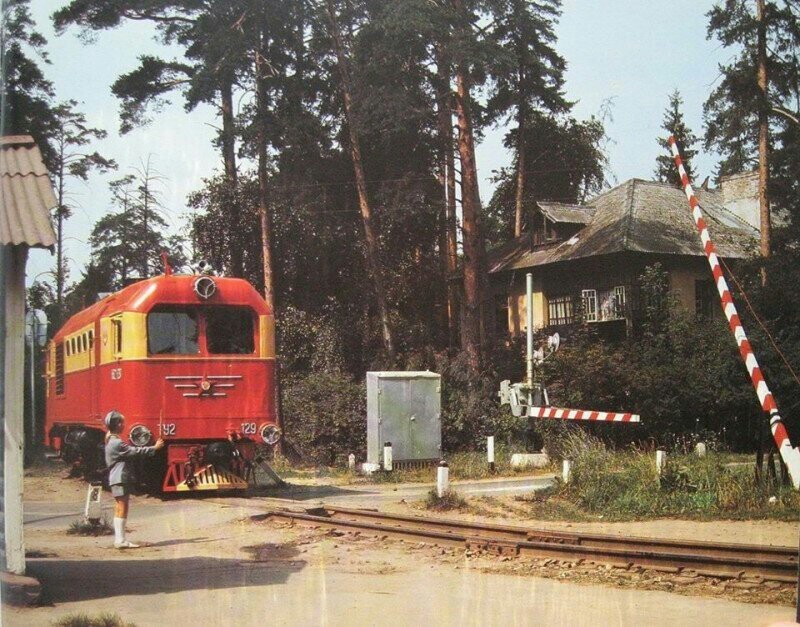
[{"left": 26, "top": 0, "right": 732, "bottom": 286}]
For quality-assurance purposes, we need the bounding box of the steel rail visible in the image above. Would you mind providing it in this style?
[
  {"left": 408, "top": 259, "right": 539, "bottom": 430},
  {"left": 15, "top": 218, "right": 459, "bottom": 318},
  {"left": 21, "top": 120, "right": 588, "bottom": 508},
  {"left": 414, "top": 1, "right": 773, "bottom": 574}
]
[{"left": 260, "top": 506, "right": 797, "bottom": 584}]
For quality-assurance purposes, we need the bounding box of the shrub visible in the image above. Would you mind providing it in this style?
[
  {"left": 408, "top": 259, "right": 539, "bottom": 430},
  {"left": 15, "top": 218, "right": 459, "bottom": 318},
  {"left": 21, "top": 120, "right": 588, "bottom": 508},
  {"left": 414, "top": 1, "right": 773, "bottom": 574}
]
[
  {"left": 54, "top": 613, "right": 134, "bottom": 627},
  {"left": 282, "top": 371, "right": 365, "bottom": 465},
  {"left": 425, "top": 488, "right": 467, "bottom": 511},
  {"left": 67, "top": 517, "right": 113, "bottom": 536}
]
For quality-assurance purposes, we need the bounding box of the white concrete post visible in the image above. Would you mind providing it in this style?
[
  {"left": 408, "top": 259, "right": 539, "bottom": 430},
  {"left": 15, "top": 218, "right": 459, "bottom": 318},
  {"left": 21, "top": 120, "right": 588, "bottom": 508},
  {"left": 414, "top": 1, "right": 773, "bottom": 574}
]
[
  {"left": 694, "top": 442, "right": 707, "bottom": 458},
  {"left": 383, "top": 442, "right": 393, "bottom": 472},
  {"left": 656, "top": 449, "right": 667, "bottom": 476},
  {"left": 487, "top": 436, "right": 495, "bottom": 472},
  {"left": 348, "top": 453, "right": 356, "bottom": 470},
  {"left": 3, "top": 247, "right": 28, "bottom": 574},
  {"left": 437, "top": 460, "right": 449, "bottom": 497},
  {"left": 562, "top": 459, "right": 572, "bottom": 483},
  {"left": 84, "top": 483, "right": 103, "bottom": 523}
]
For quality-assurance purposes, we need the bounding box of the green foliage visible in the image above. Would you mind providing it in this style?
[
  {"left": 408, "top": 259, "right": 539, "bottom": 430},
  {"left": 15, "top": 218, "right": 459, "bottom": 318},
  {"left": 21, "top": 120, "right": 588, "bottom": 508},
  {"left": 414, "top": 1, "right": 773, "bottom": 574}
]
[
  {"left": 704, "top": 1, "right": 800, "bottom": 186},
  {"left": 54, "top": 613, "right": 135, "bottom": 627},
  {"left": 485, "top": 113, "right": 607, "bottom": 246},
  {"left": 87, "top": 158, "right": 186, "bottom": 292},
  {"left": 282, "top": 371, "right": 366, "bottom": 465},
  {"left": 435, "top": 350, "right": 527, "bottom": 451},
  {"left": 654, "top": 89, "right": 699, "bottom": 186},
  {"left": 66, "top": 517, "right": 113, "bottom": 536},
  {"left": 543, "top": 264, "right": 759, "bottom": 448}
]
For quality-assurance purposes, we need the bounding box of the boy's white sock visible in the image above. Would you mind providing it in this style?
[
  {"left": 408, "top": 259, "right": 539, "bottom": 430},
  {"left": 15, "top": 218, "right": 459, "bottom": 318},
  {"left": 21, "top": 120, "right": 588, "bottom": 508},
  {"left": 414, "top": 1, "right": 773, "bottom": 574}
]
[{"left": 113, "top": 517, "right": 125, "bottom": 545}]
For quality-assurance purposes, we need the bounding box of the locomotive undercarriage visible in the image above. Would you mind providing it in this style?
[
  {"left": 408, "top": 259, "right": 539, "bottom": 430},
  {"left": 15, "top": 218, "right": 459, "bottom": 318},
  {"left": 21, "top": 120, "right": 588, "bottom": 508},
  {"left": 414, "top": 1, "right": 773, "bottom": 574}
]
[{"left": 48, "top": 424, "right": 256, "bottom": 493}]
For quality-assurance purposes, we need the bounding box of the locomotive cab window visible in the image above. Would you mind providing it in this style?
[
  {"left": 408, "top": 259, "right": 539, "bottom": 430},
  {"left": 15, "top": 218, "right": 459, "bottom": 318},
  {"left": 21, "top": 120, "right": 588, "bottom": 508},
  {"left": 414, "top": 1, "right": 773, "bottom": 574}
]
[
  {"left": 147, "top": 306, "right": 200, "bottom": 355},
  {"left": 206, "top": 307, "right": 255, "bottom": 354}
]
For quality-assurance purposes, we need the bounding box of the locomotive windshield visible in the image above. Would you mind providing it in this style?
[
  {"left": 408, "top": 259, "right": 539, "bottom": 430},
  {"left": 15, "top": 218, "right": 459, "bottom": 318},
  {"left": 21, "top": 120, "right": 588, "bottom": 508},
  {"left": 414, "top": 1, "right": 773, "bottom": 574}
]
[
  {"left": 206, "top": 306, "right": 254, "bottom": 354},
  {"left": 147, "top": 305, "right": 255, "bottom": 355},
  {"left": 148, "top": 306, "right": 200, "bottom": 354}
]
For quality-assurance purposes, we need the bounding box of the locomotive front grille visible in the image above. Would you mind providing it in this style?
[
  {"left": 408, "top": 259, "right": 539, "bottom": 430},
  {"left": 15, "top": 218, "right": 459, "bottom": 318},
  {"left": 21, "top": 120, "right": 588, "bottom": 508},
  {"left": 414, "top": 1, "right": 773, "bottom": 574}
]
[{"left": 174, "top": 464, "right": 249, "bottom": 491}]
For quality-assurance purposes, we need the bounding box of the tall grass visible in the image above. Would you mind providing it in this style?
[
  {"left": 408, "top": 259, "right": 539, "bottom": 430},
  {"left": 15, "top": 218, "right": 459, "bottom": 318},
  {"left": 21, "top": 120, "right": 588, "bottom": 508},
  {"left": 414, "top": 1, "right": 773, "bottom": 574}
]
[{"left": 554, "top": 435, "right": 800, "bottom": 521}]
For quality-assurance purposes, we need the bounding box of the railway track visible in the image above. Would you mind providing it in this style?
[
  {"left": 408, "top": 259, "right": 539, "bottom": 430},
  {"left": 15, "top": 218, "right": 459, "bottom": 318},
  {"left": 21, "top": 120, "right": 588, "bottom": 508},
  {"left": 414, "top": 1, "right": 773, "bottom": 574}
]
[{"left": 261, "top": 505, "right": 798, "bottom": 584}]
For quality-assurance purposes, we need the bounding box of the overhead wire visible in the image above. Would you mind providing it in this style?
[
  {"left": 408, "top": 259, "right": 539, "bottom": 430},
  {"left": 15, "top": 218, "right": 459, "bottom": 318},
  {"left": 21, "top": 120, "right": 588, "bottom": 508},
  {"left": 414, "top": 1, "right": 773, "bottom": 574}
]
[{"left": 719, "top": 255, "right": 800, "bottom": 389}]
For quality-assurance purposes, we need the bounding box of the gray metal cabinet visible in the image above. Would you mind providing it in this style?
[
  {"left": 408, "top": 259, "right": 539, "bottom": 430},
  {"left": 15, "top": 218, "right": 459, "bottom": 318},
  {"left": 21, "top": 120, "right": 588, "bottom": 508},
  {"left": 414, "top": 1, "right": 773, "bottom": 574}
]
[{"left": 366, "top": 371, "right": 441, "bottom": 464}]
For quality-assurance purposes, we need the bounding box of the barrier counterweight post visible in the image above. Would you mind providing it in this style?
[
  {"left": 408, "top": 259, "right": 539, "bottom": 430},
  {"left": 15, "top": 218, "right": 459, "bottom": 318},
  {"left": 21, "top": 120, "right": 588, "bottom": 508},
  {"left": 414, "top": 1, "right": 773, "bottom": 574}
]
[{"left": 669, "top": 136, "right": 800, "bottom": 489}]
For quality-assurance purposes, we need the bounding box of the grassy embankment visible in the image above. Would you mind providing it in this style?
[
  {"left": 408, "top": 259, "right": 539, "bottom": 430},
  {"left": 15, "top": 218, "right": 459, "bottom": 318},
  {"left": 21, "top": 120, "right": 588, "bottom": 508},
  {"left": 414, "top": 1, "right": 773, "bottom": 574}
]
[{"left": 459, "top": 435, "right": 799, "bottom": 521}]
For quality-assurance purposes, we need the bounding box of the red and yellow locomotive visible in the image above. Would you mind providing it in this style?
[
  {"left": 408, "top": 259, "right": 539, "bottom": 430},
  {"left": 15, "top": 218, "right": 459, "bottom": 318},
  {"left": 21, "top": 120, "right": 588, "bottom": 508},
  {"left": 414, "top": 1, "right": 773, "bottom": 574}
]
[{"left": 44, "top": 266, "right": 280, "bottom": 492}]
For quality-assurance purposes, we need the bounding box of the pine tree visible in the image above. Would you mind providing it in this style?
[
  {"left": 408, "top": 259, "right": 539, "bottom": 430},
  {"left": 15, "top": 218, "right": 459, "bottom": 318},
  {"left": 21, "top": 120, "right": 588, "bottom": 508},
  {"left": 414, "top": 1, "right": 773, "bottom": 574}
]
[
  {"left": 655, "top": 89, "right": 698, "bottom": 186},
  {"left": 0, "top": 0, "right": 58, "bottom": 162},
  {"left": 89, "top": 161, "right": 185, "bottom": 290},
  {"left": 704, "top": 1, "right": 799, "bottom": 180},
  {"left": 50, "top": 100, "right": 116, "bottom": 312},
  {"left": 484, "top": 0, "right": 569, "bottom": 237}
]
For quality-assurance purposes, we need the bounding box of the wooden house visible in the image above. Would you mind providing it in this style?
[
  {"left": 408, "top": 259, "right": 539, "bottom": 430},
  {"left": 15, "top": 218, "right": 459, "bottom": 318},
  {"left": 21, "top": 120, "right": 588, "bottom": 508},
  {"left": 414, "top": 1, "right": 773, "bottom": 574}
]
[{"left": 488, "top": 178, "right": 758, "bottom": 340}]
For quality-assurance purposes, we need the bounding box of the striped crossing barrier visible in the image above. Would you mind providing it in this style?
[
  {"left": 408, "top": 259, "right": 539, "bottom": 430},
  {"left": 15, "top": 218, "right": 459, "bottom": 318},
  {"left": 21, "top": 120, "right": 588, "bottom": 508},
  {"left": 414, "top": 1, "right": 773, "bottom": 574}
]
[
  {"left": 669, "top": 136, "right": 800, "bottom": 489},
  {"left": 527, "top": 406, "right": 640, "bottom": 423}
]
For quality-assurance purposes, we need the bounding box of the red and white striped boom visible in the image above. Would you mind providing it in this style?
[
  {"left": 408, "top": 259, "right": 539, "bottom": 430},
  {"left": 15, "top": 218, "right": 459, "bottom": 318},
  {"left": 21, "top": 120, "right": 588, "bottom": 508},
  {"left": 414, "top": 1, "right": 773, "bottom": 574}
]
[
  {"left": 527, "top": 407, "right": 640, "bottom": 423},
  {"left": 669, "top": 136, "right": 800, "bottom": 489}
]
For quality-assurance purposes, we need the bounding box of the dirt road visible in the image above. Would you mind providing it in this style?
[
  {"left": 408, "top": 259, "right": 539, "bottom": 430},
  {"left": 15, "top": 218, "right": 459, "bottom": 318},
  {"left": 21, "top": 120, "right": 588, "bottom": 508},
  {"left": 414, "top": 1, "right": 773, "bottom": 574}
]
[{"left": 4, "top": 469, "right": 797, "bottom": 626}]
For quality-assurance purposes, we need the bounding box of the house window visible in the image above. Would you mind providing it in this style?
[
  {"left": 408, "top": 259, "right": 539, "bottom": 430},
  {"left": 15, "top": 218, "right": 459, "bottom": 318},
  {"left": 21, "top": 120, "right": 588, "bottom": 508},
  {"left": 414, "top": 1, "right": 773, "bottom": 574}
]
[
  {"left": 614, "top": 285, "right": 627, "bottom": 318},
  {"left": 494, "top": 294, "right": 510, "bottom": 336},
  {"left": 695, "top": 279, "right": 716, "bottom": 318},
  {"left": 548, "top": 295, "right": 574, "bottom": 326},
  {"left": 55, "top": 343, "right": 65, "bottom": 395},
  {"left": 582, "top": 289, "right": 598, "bottom": 322}
]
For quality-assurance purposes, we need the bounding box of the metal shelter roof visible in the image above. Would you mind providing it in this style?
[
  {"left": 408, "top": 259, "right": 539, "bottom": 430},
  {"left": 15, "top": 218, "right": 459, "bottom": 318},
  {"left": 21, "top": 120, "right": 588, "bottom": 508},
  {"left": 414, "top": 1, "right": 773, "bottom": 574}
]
[
  {"left": 489, "top": 179, "right": 758, "bottom": 274},
  {"left": 0, "top": 135, "right": 57, "bottom": 249}
]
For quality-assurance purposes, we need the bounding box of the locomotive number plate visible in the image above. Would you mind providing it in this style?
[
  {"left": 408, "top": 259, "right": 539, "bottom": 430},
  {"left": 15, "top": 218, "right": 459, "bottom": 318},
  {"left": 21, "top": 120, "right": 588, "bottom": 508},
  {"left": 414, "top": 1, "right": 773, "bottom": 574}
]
[
  {"left": 159, "top": 423, "right": 177, "bottom": 436},
  {"left": 241, "top": 422, "right": 257, "bottom": 435}
]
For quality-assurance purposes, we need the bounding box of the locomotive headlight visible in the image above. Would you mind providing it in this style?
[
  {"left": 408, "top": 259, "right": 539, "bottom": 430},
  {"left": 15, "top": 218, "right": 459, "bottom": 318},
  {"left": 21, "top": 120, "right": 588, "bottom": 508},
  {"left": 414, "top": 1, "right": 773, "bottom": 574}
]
[
  {"left": 260, "top": 424, "right": 282, "bottom": 446},
  {"left": 129, "top": 425, "right": 153, "bottom": 446}
]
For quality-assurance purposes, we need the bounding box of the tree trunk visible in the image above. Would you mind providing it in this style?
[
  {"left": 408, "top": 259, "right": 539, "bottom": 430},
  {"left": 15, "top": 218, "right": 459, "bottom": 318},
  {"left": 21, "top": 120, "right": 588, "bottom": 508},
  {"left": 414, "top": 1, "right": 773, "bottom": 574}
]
[
  {"left": 326, "top": 0, "right": 396, "bottom": 362},
  {"left": 435, "top": 47, "right": 459, "bottom": 348},
  {"left": 451, "top": 0, "right": 485, "bottom": 371},
  {"left": 514, "top": 114, "right": 526, "bottom": 238},
  {"left": 255, "top": 27, "right": 284, "bottom": 446},
  {"left": 220, "top": 77, "right": 243, "bottom": 277},
  {"left": 255, "top": 42, "right": 274, "bottom": 312},
  {"left": 757, "top": 0, "right": 770, "bottom": 286}
]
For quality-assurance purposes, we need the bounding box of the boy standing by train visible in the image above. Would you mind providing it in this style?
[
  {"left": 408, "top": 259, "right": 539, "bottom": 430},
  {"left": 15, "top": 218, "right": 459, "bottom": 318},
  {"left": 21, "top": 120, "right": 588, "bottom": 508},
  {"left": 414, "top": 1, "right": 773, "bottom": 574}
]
[{"left": 104, "top": 411, "right": 165, "bottom": 548}]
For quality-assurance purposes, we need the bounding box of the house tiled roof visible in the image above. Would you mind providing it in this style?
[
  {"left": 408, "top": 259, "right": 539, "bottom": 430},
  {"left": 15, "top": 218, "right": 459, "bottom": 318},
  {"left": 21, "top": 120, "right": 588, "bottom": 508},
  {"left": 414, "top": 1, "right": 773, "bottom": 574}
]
[
  {"left": 0, "top": 135, "right": 57, "bottom": 248},
  {"left": 537, "top": 201, "right": 595, "bottom": 224},
  {"left": 489, "top": 179, "right": 758, "bottom": 274}
]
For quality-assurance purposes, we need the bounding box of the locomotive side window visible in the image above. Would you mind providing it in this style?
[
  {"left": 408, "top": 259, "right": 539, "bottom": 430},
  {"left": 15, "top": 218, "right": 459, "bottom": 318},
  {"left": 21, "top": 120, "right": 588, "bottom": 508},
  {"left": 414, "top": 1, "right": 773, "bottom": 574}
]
[
  {"left": 147, "top": 306, "right": 200, "bottom": 355},
  {"left": 55, "top": 343, "right": 65, "bottom": 395},
  {"left": 206, "top": 307, "right": 255, "bottom": 354},
  {"left": 111, "top": 318, "right": 123, "bottom": 356}
]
